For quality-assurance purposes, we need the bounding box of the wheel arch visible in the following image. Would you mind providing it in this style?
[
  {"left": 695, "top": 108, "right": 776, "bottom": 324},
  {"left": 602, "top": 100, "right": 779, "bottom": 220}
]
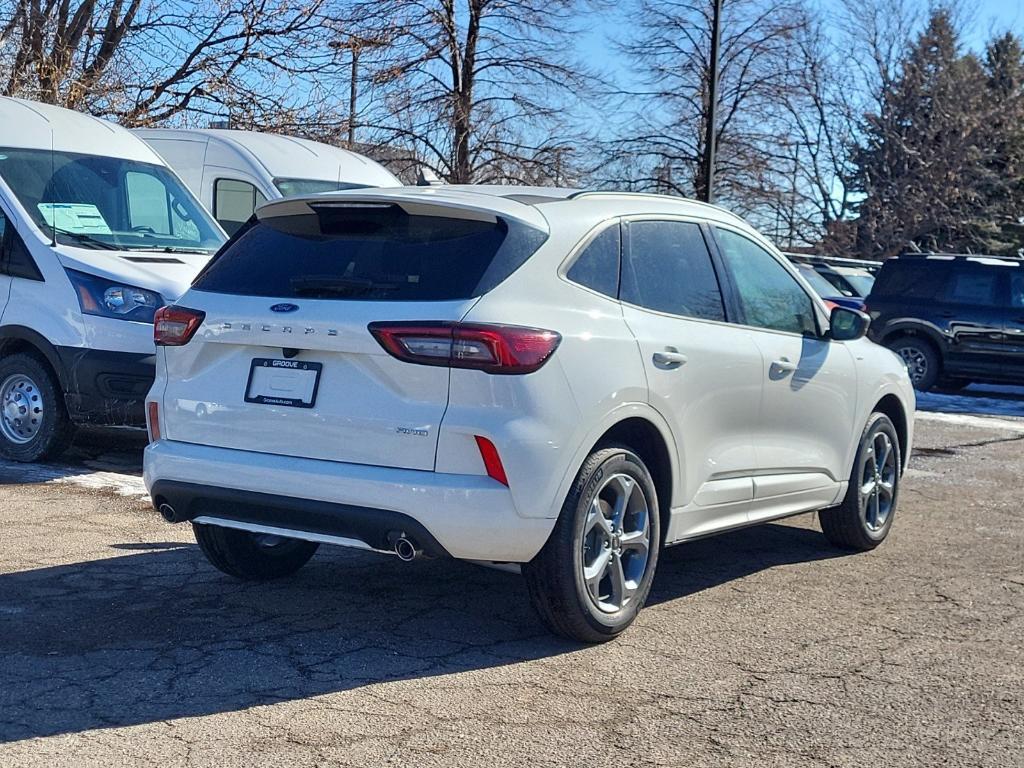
[
  {"left": 872, "top": 393, "right": 910, "bottom": 473},
  {"left": 0, "top": 325, "right": 67, "bottom": 390},
  {"left": 554, "top": 405, "right": 679, "bottom": 539},
  {"left": 879, "top": 323, "right": 945, "bottom": 360}
]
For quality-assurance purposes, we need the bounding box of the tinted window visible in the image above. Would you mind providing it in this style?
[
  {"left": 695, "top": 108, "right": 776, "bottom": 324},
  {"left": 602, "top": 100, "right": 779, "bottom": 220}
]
[
  {"left": 621, "top": 220, "right": 724, "bottom": 320},
  {"left": 871, "top": 261, "right": 948, "bottom": 301},
  {"left": 1009, "top": 272, "right": 1024, "bottom": 309},
  {"left": 716, "top": 229, "right": 817, "bottom": 335},
  {"left": 567, "top": 225, "right": 620, "bottom": 298},
  {"left": 193, "top": 204, "right": 547, "bottom": 301},
  {"left": 945, "top": 269, "right": 999, "bottom": 305},
  {"left": 215, "top": 179, "right": 267, "bottom": 236},
  {"left": 0, "top": 207, "right": 43, "bottom": 281}
]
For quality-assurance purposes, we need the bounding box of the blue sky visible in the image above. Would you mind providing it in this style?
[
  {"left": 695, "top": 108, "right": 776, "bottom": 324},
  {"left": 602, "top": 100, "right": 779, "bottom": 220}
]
[{"left": 581, "top": 0, "right": 1024, "bottom": 77}]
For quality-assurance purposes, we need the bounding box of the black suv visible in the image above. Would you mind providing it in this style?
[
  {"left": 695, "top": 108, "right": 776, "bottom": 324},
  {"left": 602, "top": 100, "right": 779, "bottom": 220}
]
[{"left": 866, "top": 253, "right": 1024, "bottom": 390}]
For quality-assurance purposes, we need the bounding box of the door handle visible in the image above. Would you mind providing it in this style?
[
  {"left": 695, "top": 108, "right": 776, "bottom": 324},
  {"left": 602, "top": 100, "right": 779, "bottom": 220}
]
[
  {"left": 770, "top": 357, "right": 798, "bottom": 375},
  {"left": 653, "top": 348, "right": 688, "bottom": 369}
]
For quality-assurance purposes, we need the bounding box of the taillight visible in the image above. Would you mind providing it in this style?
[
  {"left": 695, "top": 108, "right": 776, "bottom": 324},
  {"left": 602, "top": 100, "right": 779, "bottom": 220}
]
[
  {"left": 154, "top": 306, "right": 205, "bottom": 346},
  {"left": 368, "top": 322, "right": 561, "bottom": 374}
]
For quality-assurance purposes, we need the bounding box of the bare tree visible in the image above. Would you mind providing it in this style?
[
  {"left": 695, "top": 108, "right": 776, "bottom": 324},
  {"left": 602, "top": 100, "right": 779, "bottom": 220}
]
[
  {"left": 598, "top": 0, "right": 810, "bottom": 228},
  {"left": 770, "top": 16, "right": 860, "bottom": 250},
  {"left": 331, "top": 0, "right": 596, "bottom": 184},
  {"left": 0, "top": 0, "right": 331, "bottom": 126}
]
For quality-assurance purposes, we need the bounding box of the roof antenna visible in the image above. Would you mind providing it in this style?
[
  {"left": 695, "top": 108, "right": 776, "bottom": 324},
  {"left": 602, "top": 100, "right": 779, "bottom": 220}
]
[{"left": 416, "top": 166, "right": 441, "bottom": 186}]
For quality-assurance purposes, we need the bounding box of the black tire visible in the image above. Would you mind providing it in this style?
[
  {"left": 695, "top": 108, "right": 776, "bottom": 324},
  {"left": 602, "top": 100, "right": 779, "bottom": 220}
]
[
  {"left": 192, "top": 523, "right": 319, "bottom": 580},
  {"left": 523, "top": 445, "right": 661, "bottom": 643},
  {"left": 0, "top": 353, "right": 74, "bottom": 462},
  {"left": 820, "top": 413, "right": 902, "bottom": 551},
  {"left": 887, "top": 336, "right": 940, "bottom": 391}
]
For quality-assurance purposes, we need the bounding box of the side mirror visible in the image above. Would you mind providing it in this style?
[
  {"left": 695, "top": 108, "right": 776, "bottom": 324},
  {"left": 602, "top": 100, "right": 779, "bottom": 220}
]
[{"left": 829, "top": 306, "right": 870, "bottom": 341}]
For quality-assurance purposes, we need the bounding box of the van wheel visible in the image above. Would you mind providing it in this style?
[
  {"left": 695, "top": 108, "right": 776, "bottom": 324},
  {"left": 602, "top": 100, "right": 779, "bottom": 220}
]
[
  {"left": 523, "top": 445, "right": 661, "bottom": 643},
  {"left": 820, "top": 413, "right": 901, "bottom": 551},
  {"left": 888, "top": 337, "right": 939, "bottom": 391},
  {"left": 193, "top": 523, "right": 319, "bottom": 580},
  {"left": 0, "top": 353, "right": 74, "bottom": 462}
]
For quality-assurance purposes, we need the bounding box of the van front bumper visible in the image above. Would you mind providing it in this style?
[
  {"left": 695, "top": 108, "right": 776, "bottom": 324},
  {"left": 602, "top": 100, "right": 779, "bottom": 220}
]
[
  {"left": 144, "top": 440, "right": 555, "bottom": 563},
  {"left": 57, "top": 347, "right": 154, "bottom": 426}
]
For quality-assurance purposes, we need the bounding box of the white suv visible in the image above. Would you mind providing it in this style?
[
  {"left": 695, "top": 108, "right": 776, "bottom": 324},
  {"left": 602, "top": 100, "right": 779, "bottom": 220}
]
[{"left": 144, "top": 186, "right": 915, "bottom": 642}]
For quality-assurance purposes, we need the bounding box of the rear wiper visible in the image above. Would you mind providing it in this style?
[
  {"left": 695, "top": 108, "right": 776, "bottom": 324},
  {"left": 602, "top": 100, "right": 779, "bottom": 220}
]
[
  {"left": 290, "top": 276, "right": 396, "bottom": 297},
  {"left": 51, "top": 228, "right": 119, "bottom": 251}
]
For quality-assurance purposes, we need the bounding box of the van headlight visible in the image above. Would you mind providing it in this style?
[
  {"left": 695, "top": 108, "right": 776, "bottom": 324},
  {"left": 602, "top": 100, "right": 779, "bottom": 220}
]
[{"left": 66, "top": 269, "right": 163, "bottom": 323}]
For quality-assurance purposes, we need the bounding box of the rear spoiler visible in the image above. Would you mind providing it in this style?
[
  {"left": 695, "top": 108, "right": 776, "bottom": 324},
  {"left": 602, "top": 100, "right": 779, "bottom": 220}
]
[{"left": 255, "top": 190, "right": 550, "bottom": 232}]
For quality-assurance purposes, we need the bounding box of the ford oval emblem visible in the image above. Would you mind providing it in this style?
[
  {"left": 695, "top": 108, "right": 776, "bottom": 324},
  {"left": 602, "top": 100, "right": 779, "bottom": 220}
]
[{"left": 270, "top": 303, "right": 300, "bottom": 313}]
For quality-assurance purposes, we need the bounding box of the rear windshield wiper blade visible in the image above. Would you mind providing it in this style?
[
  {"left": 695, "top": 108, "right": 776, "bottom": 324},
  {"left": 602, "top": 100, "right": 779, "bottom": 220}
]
[
  {"left": 290, "top": 276, "right": 397, "bottom": 297},
  {"left": 51, "top": 228, "right": 119, "bottom": 251}
]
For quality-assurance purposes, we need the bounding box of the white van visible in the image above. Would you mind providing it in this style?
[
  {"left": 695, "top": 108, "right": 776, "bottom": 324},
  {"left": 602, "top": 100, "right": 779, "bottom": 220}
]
[
  {"left": 0, "top": 97, "right": 226, "bottom": 462},
  {"left": 134, "top": 129, "right": 401, "bottom": 236}
]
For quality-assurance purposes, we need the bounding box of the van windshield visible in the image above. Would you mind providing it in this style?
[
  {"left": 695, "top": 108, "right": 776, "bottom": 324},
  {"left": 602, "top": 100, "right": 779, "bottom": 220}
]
[
  {"left": 274, "top": 178, "right": 372, "bottom": 197},
  {"left": 0, "top": 147, "right": 224, "bottom": 253}
]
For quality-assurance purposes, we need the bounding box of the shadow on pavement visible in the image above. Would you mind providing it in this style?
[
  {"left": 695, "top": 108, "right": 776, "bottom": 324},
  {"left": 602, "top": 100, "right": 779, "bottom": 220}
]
[{"left": 0, "top": 520, "right": 843, "bottom": 743}]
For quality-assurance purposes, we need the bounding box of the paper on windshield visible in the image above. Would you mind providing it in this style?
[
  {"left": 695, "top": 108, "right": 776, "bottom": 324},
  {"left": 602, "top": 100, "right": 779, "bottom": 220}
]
[{"left": 37, "top": 203, "right": 112, "bottom": 235}]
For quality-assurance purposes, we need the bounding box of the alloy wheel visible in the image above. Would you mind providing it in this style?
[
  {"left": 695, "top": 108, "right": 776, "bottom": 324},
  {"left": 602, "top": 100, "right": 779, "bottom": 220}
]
[
  {"left": 896, "top": 346, "right": 928, "bottom": 385},
  {"left": 581, "top": 473, "right": 651, "bottom": 613},
  {"left": 859, "top": 430, "right": 898, "bottom": 533}
]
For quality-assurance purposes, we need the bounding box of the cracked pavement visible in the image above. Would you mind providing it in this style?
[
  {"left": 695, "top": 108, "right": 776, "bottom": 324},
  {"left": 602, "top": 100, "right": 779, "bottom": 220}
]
[{"left": 0, "top": 416, "right": 1021, "bottom": 767}]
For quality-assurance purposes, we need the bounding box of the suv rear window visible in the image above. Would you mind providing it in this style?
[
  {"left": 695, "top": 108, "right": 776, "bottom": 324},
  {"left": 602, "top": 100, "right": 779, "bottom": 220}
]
[{"left": 192, "top": 203, "right": 547, "bottom": 301}]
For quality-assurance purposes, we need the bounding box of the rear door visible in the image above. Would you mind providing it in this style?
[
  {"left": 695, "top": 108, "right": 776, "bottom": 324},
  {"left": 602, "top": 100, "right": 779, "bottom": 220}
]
[
  {"left": 939, "top": 261, "right": 1011, "bottom": 375},
  {"left": 619, "top": 218, "right": 762, "bottom": 539},
  {"left": 160, "top": 199, "right": 545, "bottom": 471},
  {"left": 1000, "top": 267, "right": 1024, "bottom": 378},
  {"left": 711, "top": 227, "right": 856, "bottom": 516}
]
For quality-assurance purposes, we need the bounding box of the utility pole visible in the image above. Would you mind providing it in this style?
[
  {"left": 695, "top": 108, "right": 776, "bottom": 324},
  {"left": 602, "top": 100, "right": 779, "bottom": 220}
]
[
  {"left": 348, "top": 43, "right": 360, "bottom": 148},
  {"left": 700, "top": 0, "right": 723, "bottom": 204}
]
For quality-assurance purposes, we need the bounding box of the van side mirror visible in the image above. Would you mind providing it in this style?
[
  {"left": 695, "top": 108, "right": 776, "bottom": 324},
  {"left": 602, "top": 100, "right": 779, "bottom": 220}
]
[{"left": 829, "top": 306, "right": 870, "bottom": 341}]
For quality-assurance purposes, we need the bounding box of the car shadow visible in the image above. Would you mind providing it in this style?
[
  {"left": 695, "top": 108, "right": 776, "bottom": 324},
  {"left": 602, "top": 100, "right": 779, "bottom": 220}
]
[{"left": 0, "top": 520, "right": 843, "bottom": 743}]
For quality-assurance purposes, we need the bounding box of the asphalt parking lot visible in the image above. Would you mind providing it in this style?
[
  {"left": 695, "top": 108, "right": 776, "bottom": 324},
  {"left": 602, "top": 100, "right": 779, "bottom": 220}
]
[{"left": 1, "top": 391, "right": 1022, "bottom": 767}]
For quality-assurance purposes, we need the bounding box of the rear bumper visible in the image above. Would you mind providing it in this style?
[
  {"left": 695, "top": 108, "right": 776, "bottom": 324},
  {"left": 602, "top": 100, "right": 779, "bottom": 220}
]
[{"left": 143, "top": 440, "right": 555, "bottom": 562}]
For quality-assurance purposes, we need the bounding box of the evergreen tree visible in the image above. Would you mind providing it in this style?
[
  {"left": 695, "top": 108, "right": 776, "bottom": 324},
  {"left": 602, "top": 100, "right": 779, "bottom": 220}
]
[
  {"left": 978, "top": 33, "right": 1024, "bottom": 255},
  {"left": 852, "top": 9, "right": 991, "bottom": 258}
]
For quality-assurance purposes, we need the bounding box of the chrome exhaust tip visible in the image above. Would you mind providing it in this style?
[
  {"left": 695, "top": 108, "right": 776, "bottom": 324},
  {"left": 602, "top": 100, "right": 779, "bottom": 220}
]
[
  {"left": 394, "top": 535, "right": 420, "bottom": 562},
  {"left": 158, "top": 503, "right": 180, "bottom": 523}
]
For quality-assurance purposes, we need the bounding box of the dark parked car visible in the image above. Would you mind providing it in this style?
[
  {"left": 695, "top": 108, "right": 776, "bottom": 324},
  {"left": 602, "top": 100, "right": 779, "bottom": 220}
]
[{"left": 866, "top": 253, "right": 1024, "bottom": 391}]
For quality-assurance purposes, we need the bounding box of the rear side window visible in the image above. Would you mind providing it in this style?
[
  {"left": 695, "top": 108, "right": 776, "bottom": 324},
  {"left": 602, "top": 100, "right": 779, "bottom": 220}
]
[
  {"left": 193, "top": 203, "right": 547, "bottom": 301},
  {"left": 1009, "top": 272, "right": 1024, "bottom": 309},
  {"left": 566, "top": 224, "right": 620, "bottom": 298},
  {"left": 872, "top": 261, "right": 948, "bottom": 301},
  {"left": 944, "top": 268, "right": 999, "bottom": 305},
  {"left": 621, "top": 220, "right": 724, "bottom": 320}
]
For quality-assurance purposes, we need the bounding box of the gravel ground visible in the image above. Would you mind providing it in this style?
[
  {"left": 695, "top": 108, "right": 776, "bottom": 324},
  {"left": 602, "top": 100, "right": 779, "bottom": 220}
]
[{"left": 0, "top": 415, "right": 1021, "bottom": 767}]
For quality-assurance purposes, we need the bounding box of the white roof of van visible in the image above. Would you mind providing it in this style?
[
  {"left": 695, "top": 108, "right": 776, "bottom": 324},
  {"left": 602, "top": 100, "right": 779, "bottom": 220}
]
[
  {"left": 0, "top": 97, "right": 164, "bottom": 164},
  {"left": 256, "top": 184, "right": 750, "bottom": 233},
  {"left": 134, "top": 128, "right": 401, "bottom": 187}
]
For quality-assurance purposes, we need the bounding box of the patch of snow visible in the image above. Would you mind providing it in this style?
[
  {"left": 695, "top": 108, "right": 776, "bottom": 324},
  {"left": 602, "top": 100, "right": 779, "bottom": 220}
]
[{"left": 0, "top": 458, "right": 147, "bottom": 498}]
